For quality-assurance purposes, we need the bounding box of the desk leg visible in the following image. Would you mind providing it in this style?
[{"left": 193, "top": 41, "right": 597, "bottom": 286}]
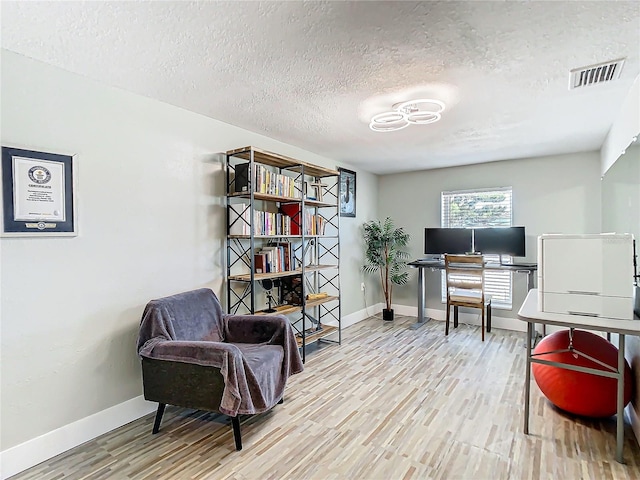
[
  {"left": 409, "top": 267, "right": 429, "bottom": 330},
  {"left": 526, "top": 271, "right": 534, "bottom": 291},
  {"left": 524, "top": 321, "right": 532, "bottom": 435},
  {"left": 525, "top": 271, "right": 544, "bottom": 343},
  {"left": 616, "top": 334, "right": 625, "bottom": 464}
]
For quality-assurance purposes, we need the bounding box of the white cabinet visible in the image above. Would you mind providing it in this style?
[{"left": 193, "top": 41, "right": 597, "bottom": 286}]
[{"left": 538, "top": 233, "right": 635, "bottom": 320}]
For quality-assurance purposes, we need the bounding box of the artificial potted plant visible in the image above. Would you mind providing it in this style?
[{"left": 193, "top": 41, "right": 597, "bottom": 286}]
[{"left": 362, "top": 217, "right": 411, "bottom": 321}]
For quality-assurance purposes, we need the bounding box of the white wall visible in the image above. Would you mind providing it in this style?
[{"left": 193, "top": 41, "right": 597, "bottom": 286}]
[
  {"left": 601, "top": 75, "right": 640, "bottom": 176},
  {"left": 602, "top": 145, "right": 640, "bottom": 236},
  {"left": 0, "top": 49, "right": 377, "bottom": 472},
  {"left": 377, "top": 152, "right": 602, "bottom": 319}
]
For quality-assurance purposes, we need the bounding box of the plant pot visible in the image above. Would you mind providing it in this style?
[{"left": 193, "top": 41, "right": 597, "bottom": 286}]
[{"left": 382, "top": 308, "right": 394, "bottom": 321}]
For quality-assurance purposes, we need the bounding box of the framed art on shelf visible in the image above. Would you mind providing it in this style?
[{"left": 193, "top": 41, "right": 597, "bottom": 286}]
[
  {"left": 338, "top": 167, "right": 356, "bottom": 217},
  {"left": 1, "top": 146, "right": 77, "bottom": 237}
]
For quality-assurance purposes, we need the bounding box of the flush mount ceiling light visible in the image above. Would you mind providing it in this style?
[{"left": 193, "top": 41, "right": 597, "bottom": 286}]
[
  {"left": 369, "top": 98, "right": 446, "bottom": 132},
  {"left": 369, "top": 111, "right": 410, "bottom": 132}
]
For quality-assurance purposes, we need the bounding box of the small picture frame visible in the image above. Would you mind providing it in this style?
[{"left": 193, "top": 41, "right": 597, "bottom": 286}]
[
  {"left": 1, "top": 146, "right": 77, "bottom": 237},
  {"left": 338, "top": 167, "right": 356, "bottom": 217}
]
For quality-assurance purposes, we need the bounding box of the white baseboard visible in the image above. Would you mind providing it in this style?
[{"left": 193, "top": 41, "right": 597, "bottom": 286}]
[
  {"left": 391, "top": 304, "right": 529, "bottom": 333},
  {"left": 336, "top": 303, "right": 530, "bottom": 334},
  {"left": 325, "top": 303, "right": 384, "bottom": 329},
  {"left": 0, "top": 395, "right": 156, "bottom": 479}
]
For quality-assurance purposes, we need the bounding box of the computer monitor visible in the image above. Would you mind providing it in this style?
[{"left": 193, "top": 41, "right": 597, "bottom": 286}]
[
  {"left": 473, "top": 226, "right": 526, "bottom": 257},
  {"left": 424, "top": 228, "right": 473, "bottom": 255}
]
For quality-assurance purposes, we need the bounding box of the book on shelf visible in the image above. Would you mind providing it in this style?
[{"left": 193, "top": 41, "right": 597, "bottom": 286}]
[
  {"left": 257, "top": 247, "right": 278, "bottom": 273},
  {"left": 274, "top": 241, "right": 294, "bottom": 271},
  {"left": 254, "top": 253, "right": 267, "bottom": 273}
]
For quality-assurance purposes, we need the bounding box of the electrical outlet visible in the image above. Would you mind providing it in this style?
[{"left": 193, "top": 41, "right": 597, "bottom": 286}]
[{"left": 360, "top": 282, "right": 365, "bottom": 291}]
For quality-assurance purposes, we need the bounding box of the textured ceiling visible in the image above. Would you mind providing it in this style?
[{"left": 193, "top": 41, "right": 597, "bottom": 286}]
[{"left": 2, "top": 1, "right": 639, "bottom": 174}]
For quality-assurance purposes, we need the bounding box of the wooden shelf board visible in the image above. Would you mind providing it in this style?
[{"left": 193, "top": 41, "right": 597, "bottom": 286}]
[
  {"left": 304, "top": 295, "right": 339, "bottom": 308},
  {"left": 296, "top": 325, "right": 339, "bottom": 347},
  {"left": 227, "top": 235, "right": 337, "bottom": 240},
  {"left": 303, "top": 199, "right": 337, "bottom": 208},
  {"left": 228, "top": 192, "right": 303, "bottom": 203},
  {"left": 227, "top": 234, "right": 302, "bottom": 239},
  {"left": 254, "top": 305, "right": 302, "bottom": 316},
  {"left": 227, "top": 146, "right": 339, "bottom": 178},
  {"left": 286, "top": 163, "right": 340, "bottom": 179},
  {"left": 229, "top": 270, "right": 301, "bottom": 281},
  {"left": 228, "top": 192, "right": 336, "bottom": 208},
  {"left": 228, "top": 265, "right": 338, "bottom": 282},
  {"left": 304, "top": 264, "right": 337, "bottom": 272}
]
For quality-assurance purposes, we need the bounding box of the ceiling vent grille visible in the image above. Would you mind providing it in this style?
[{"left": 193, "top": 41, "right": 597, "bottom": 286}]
[{"left": 570, "top": 58, "right": 625, "bottom": 89}]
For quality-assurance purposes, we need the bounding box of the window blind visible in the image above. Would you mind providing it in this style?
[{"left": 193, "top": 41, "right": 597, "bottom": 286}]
[{"left": 440, "top": 187, "right": 514, "bottom": 309}]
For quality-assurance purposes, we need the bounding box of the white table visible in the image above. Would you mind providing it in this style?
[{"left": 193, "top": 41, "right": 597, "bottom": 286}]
[{"left": 518, "top": 289, "right": 640, "bottom": 463}]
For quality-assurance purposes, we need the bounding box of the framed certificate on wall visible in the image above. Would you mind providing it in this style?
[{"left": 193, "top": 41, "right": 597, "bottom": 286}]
[{"left": 1, "top": 146, "right": 77, "bottom": 236}]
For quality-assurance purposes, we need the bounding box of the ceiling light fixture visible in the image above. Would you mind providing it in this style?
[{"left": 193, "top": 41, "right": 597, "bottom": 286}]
[{"left": 370, "top": 98, "right": 446, "bottom": 132}]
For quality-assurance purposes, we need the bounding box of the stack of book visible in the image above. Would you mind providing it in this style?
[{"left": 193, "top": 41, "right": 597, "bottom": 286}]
[
  {"left": 235, "top": 163, "right": 303, "bottom": 198},
  {"left": 229, "top": 203, "right": 294, "bottom": 236},
  {"left": 254, "top": 242, "right": 294, "bottom": 274}
]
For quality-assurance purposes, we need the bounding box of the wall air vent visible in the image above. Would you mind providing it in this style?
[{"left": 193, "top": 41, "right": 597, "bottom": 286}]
[{"left": 569, "top": 58, "right": 625, "bottom": 89}]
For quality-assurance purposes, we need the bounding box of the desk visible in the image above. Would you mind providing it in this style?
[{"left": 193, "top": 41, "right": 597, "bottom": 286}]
[
  {"left": 408, "top": 259, "right": 537, "bottom": 329},
  {"left": 518, "top": 288, "right": 640, "bottom": 464}
]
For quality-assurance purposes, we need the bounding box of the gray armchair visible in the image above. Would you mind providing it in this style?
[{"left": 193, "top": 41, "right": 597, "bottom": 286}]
[{"left": 136, "top": 288, "right": 303, "bottom": 450}]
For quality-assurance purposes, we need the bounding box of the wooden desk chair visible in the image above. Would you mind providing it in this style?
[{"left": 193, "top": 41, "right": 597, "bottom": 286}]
[{"left": 444, "top": 254, "right": 492, "bottom": 341}]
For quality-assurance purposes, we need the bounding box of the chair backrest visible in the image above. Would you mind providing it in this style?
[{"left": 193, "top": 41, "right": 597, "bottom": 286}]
[
  {"left": 141, "top": 288, "right": 226, "bottom": 343},
  {"left": 444, "top": 254, "right": 486, "bottom": 301}
]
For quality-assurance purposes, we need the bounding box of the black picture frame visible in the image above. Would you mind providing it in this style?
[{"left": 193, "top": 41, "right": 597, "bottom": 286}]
[
  {"left": 338, "top": 167, "right": 356, "bottom": 217},
  {"left": 1, "top": 146, "right": 77, "bottom": 236}
]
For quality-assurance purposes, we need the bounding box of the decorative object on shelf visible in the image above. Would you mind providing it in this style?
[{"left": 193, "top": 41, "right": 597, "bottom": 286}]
[
  {"left": 532, "top": 329, "right": 633, "bottom": 417},
  {"left": 306, "top": 292, "right": 328, "bottom": 300},
  {"left": 369, "top": 99, "right": 446, "bottom": 132},
  {"left": 362, "top": 217, "right": 410, "bottom": 321},
  {"left": 281, "top": 276, "right": 303, "bottom": 306},
  {"left": 1, "top": 146, "right": 77, "bottom": 237},
  {"left": 338, "top": 167, "right": 356, "bottom": 217},
  {"left": 260, "top": 279, "right": 279, "bottom": 313},
  {"left": 307, "top": 182, "right": 327, "bottom": 202}
]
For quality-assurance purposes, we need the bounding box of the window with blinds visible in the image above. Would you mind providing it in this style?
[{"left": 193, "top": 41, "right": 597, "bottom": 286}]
[{"left": 441, "top": 187, "right": 514, "bottom": 309}]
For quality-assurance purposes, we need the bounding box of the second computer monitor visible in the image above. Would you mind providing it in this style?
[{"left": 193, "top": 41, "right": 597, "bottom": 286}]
[
  {"left": 424, "top": 228, "right": 473, "bottom": 255},
  {"left": 473, "top": 226, "right": 526, "bottom": 257}
]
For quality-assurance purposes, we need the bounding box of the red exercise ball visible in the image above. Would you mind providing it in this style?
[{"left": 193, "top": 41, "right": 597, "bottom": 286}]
[{"left": 532, "top": 329, "right": 633, "bottom": 418}]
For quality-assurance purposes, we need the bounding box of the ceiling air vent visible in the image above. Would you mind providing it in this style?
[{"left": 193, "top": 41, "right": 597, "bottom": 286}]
[{"left": 570, "top": 58, "right": 625, "bottom": 89}]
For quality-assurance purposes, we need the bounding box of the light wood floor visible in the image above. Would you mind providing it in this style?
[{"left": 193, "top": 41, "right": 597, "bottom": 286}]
[{"left": 10, "top": 316, "right": 640, "bottom": 480}]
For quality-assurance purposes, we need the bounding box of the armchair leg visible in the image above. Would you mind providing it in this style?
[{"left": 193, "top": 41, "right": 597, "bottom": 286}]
[
  {"left": 487, "top": 304, "right": 492, "bottom": 333},
  {"left": 231, "top": 416, "right": 242, "bottom": 451},
  {"left": 454, "top": 306, "right": 459, "bottom": 328},
  {"left": 152, "top": 403, "right": 166, "bottom": 434}
]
